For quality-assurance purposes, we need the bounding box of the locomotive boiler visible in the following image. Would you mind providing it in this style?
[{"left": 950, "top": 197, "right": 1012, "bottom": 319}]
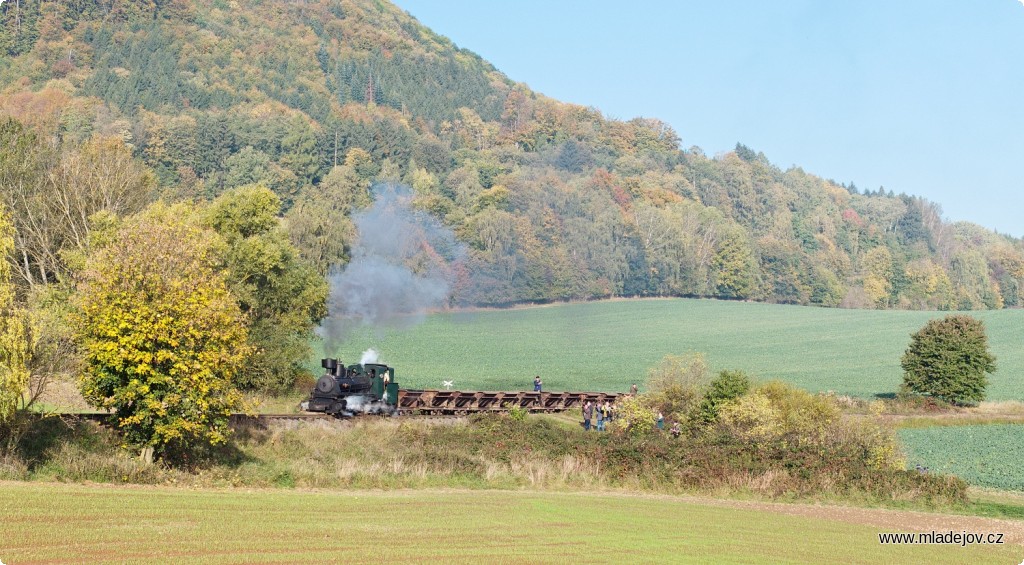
[{"left": 300, "top": 358, "right": 399, "bottom": 416}]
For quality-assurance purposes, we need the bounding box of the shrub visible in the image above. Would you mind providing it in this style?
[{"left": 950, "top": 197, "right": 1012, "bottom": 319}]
[
  {"left": 643, "top": 353, "right": 709, "bottom": 425},
  {"left": 716, "top": 392, "right": 781, "bottom": 444},
  {"left": 612, "top": 395, "right": 657, "bottom": 437},
  {"left": 900, "top": 315, "right": 996, "bottom": 405},
  {"left": 717, "top": 382, "right": 839, "bottom": 447},
  {"left": 698, "top": 369, "right": 751, "bottom": 424},
  {"left": 0, "top": 411, "right": 966, "bottom": 506}
]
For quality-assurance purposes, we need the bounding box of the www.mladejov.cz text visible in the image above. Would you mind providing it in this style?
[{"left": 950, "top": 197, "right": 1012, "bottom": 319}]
[{"left": 878, "top": 531, "right": 1005, "bottom": 546}]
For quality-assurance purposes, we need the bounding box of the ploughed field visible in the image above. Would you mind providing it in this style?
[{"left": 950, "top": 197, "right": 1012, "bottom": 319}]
[
  {"left": 319, "top": 298, "right": 1024, "bottom": 400},
  {"left": 2, "top": 482, "right": 1021, "bottom": 564}
]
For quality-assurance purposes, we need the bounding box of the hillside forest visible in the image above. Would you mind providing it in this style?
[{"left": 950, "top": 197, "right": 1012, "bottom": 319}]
[{"left": 3, "top": 0, "right": 1023, "bottom": 313}]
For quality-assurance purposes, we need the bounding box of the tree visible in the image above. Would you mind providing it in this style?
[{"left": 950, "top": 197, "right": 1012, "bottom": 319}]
[
  {"left": 279, "top": 115, "right": 321, "bottom": 183},
  {"left": 205, "top": 186, "right": 328, "bottom": 393},
  {"left": 74, "top": 203, "right": 249, "bottom": 462},
  {"left": 642, "top": 353, "right": 710, "bottom": 426},
  {"left": 712, "top": 227, "right": 758, "bottom": 299},
  {"left": 0, "top": 204, "right": 34, "bottom": 451},
  {"left": 0, "top": 121, "right": 154, "bottom": 289},
  {"left": 284, "top": 163, "right": 371, "bottom": 277},
  {"left": 224, "top": 146, "right": 272, "bottom": 191},
  {"left": 698, "top": 369, "right": 751, "bottom": 424},
  {"left": 861, "top": 246, "right": 894, "bottom": 308},
  {"left": 949, "top": 250, "right": 1000, "bottom": 310},
  {"left": 900, "top": 315, "right": 996, "bottom": 405}
]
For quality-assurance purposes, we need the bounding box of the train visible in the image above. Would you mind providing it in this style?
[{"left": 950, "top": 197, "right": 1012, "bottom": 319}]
[
  {"left": 301, "top": 358, "right": 624, "bottom": 418},
  {"left": 300, "top": 358, "right": 399, "bottom": 416}
]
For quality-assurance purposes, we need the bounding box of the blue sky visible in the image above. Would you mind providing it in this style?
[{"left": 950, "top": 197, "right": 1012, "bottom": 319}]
[{"left": 395, "top": 0, "right": 1024, "bottom": 237}]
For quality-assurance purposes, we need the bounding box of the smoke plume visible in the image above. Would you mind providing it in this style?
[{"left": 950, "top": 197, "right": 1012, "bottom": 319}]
[{"left": 320, "top": 183, "right": 462, "bottom": 348}]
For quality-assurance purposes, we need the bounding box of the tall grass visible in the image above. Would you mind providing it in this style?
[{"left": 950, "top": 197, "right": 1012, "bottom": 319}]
[{"left": 6, "top": 413, "right": 967, "bottom": 509}]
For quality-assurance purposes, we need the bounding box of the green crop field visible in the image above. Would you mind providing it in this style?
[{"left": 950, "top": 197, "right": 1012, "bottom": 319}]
[
  {"left": 318, "top": 298, "right": 1024, "bottom": 400},
  {"left": 900, "top": 424, "right": 1024, "bottom": 492},
  {"left": 1, "top": 482, "right": 1019, "bottom": 564}
]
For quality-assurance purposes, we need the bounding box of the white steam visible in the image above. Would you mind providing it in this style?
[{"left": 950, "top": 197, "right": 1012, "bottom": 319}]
[
  {"left": 343, "top": 394, "right": 394, "bottom": 416},
  {"left": 360, "top": 348, "right": 379, "bottom": 365}
]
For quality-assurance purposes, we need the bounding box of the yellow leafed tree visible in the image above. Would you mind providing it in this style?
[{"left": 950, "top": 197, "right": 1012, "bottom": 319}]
[
  {"left": 73, "top": 203, "right": 249, "bottom": 463},
  {"left": 0, "top": 204, "right": 33, "bottom": 448}
]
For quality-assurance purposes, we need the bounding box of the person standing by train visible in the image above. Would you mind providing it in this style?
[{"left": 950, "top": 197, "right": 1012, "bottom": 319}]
[
  {"left": 533, "top": 375, "right": 542, "bottom": 392},
  {"left": 595, "top": 402, "right": 605, "bottom": 432},
  {"left": 630, "top": 383, "right": 638, "bottom": 396},
  {"left": 582, "top": 401, "right": 593, "bottom": 431}
]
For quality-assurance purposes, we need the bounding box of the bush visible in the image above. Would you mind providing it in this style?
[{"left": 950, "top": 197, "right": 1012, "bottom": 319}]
[
  {"left": 716, "top": 392, "right": 781, "bottom": 444},
  {"left": 0, "top": 411, "right": 966, "bottom": 507},
  {"left": 717, "top": 382, "right": 840, "bottom": 448},
  {"left": 642, "top": 354, "right": 709, "bottom": 426},
  {"left": 611, "top": 395, "right": 657, "bottom": 437},
  {"left": 900, "top": 315, "right": 996, "bottom": 405},
  {"left": 698, "top": 370, "right": 751, "bottom": 424}
]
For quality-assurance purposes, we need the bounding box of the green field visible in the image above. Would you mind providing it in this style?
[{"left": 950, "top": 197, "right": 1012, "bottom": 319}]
[
  {"left": 320, "top": 298, "right": 1024, "bottom": 400},
  {"left": 900, "top": 425, "right": 1024, "bottom": 492},
  {"left": 1, "top": 482, "right": 1019, "bottom": 564}
]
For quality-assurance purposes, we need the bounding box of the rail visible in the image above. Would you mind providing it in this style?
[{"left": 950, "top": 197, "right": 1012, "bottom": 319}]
[
  {"left": 396, "top": 389, "right": 622, "bottom": 416},
  {"left": 55, "top": 390, "right": 626, "bottom": 422}
]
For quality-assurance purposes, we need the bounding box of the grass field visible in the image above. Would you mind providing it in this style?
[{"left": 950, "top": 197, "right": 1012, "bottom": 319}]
[
  {"left": 900, "top": 424, "right": 1024, "bottom": 492},
  {"left": 318, "top": 298, "right": 1024, "bottom": 400},
  {"left": 1, "top": 482, "right": 1020, "bottom": 564}
]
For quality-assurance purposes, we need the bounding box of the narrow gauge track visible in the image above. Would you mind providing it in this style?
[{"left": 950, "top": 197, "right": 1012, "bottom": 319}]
[
  {"left": 57, "top": 411, "right": 463, "bottom": 426},
  {"left": 59, "top": 389, "right": 624, "bottom": 423},
  {"left": 395, "top": 389, "right": 623, "bottom": 415}
]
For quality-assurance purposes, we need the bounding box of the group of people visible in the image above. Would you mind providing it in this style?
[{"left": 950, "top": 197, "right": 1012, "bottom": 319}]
[
  {"left": 581, "top": 400, "right": 616, "bottom": 431},
  {"left": 529, "top": 377, "right": 682, "bottom": 437}
]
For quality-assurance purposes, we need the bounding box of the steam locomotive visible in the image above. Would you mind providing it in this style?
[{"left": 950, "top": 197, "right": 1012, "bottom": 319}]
[{"left": 300, "top": 358, "right": 399, "bottom": 417}]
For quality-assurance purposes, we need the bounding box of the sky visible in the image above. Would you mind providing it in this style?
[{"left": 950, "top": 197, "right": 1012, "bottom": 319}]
[{"left": 395, "top": 0, "right": 1024, "bottom": 238}]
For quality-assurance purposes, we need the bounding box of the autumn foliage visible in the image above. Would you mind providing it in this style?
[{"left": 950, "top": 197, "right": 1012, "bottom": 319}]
[
  {"left": 73, "top": 204, "right": 249, "bottom": 462},
  {"left": 0, "top": 204, "right": 32, "bottom": 449}
]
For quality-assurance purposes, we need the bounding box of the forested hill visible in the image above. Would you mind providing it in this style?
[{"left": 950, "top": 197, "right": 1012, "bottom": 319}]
[{"left": 1, "top": 0, "right": 1022, "bottom": 310}]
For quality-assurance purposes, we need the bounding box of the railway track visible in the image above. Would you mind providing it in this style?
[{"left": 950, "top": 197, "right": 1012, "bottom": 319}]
[
  {"left": 58, "top": 389, "right": 625, "bottom": 424},
  {"left": 396, "top": 389, "right": 623, "bottom": 414},
  {"left": 59, "top": 409, "right": 512, "bottom": 424}
]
